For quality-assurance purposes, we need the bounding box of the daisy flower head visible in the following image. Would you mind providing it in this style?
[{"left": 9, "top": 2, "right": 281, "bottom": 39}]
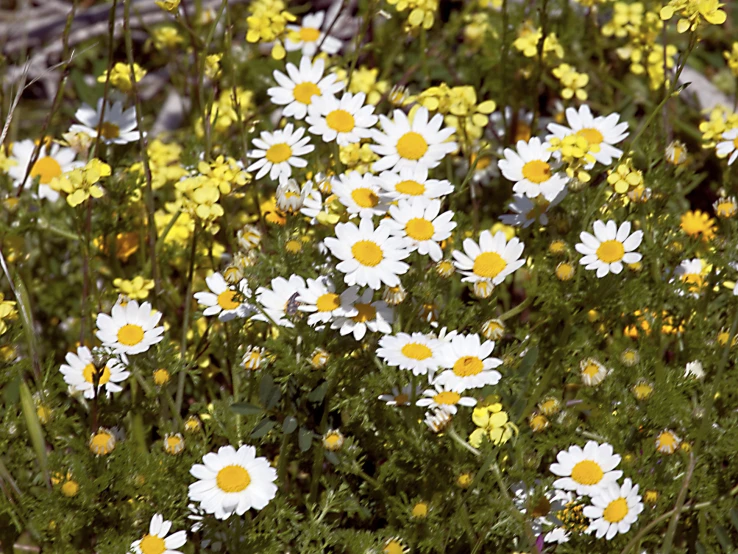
[
  {"left": 194, "top": 272, "right": 253, "bottom": 321},
  {"left": 130, "top": 513, "right": 187, "bottom": 554},
  {"left": 331, "top": 288, "right": 393, "bottom": 340},
  {"left": 371, "top": 107, "right": 457, "bottom": 173},
  {"left": 425, "top": 408, "right": 453, "bottom": 433},
  {"left": 285, "top": 11, "right": 342, "bottom": 57},
  {"left": 550, "top": 441, "right": 623, "bottom": 496},
  {"left": 580, "top": 357, "right": 609, "bottom": 386},
  {"left": 60, "top": 346, "right": 129, "bottom": 399},
  {"left": 672, "top": 258, "right": 708, "bottom": 296},
  {"left": 267, "top": 56, "right": 344, "bottom": 119},
  {"left": 680, "top": 210, "right": 717, "bottom": 241},
  {"left": 8, "top": 139, "right": 79, "bottom": 201},
  {"left": 435, "top": 333, "right": 502, "bottom": 392},
  {"left": 96, "top": 300, "right": 164, "bottom": 356},
  {"left": 377, "top": 166, "right": 454, "bottom": 200},
  {"left": 546, "top": 105, "right": 629, "bottom": 166},
  {"left": 385, "top": 198, "right": 457, "bottom": 262},
  {"left": 452, "top": 230, "right": 526, "bottom": 285},
  {"left": 188, "top": 445, "right": 277, "bottom": 520},
  {"left": 416, "top": 382, "right": 477, "bottom": 415},
  {"left": 499, "top": 191, "right": 566, "bottom": 228},
  {"left": 297, "top": 277, "right": 358, "bottom": 327},
  {"left": 331, "top": 171, "right": 390, "bottom": 219},
  {"left": 252, "top": 275, "right": 307, "bottom": 328},
  {"left": 247, "top": 123, "right": 314, "bottom": 181},
  {"left": 324, "top": 218, "right": 410, "bottom": 290},
  {"left": 575, "top": 220, "right": 643, "bottom": 278},
  {"left": 307, "top": 92, "right": 377, "bottom": 145},
  {"left": 584, "top": 478, "right": 643, "bottom": 540},
  {"left": 376, "top": 332, "right": 441, "bottom": 376},
  {"left": 378, "top": 384, "right": 419, "bottom": 406},
  {"left": 69, "top": 99, "right": 140, "bottom": 145},
  {"left": 716, "top": 128, "right": 738, "bottom": 164},
  {"left": 498, "top": 137, "right": 569, "bottom": 201},
  {"left": 655, "top": 430, "right": 681, "bottom": 454}
]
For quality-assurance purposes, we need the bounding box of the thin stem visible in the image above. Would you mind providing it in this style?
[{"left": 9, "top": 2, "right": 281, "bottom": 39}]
[
  {"left": 175, "top": 224, "right": 199, "bottom": 418},
  {"left": 661, "top": 453, "right": 696, "bottom": 554}
]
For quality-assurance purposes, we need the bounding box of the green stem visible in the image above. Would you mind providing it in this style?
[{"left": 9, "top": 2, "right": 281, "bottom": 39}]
[{"left": 175, "top": 224, "right": 199, "bottom": 418}]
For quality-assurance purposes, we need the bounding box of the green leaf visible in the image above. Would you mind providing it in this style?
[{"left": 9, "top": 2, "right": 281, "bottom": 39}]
[
  {"left": 250, "top": 419, "right": 276, "bottom": 439},
  {"left": 259, "top": 373, "right": 281, "bottom": 410},
  {"left": 731, "top": 509, "right": 738, "bottom": 534},
  {"left": 231, "top": 402, "right": 264, "bottom": 416},
  {"left": 714, "top": 525, "right": 732, "bottom": 552},
  {"left": 282, "top": 416, "right": 298, "bottom": 434},
  {"left": 298, "top": 427, "right": 313, "bottom": 452},
  {"left": 324, "top": 451, "right": 339, "bottom": 465},
  {"left": 3, "top": 374, "right": 20, "bottom": 406},
  {"left": 307, "top": 381, "right": 328, "bottom": 403},
  {"left": 19, "top": 382, "right": 49, "bottom": 483}
]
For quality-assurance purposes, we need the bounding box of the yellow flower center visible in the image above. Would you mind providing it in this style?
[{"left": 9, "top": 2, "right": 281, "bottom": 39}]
[
  {"left": 90, "top": 431, "right": 114, "bottom": 454},
  {"left": 100, "top": 122, "right": 120, "bottom": 140},
  {"left": 82, "top": 363, "right": 111, "bottom": 385},
  {"left": 452, "top": 355, "right": 484, "bottom": 377},
  {"left": 716, "top": 200, "right": 737, "bottom": 217},
  {"left": 117, "top": 323, "right": 145, "bottom": 346},
  {"left": 521, "top": 160, "right": 552, "bottom": 184},
  {"left": 658, "top": 432, "right": 677, "bottom": 449},
  {"left": 570, "top": 460, "right": 604, "bottom": 485},
  {"left": 405, "top": 218, "right": 435, "bottom": 241},
  {"left": 577, "top": 127, "right": 604, "bottom": 145},
  {"left": 633, "top": 382, "right": 653, "bottom": 399},
  {"left": 383, "top": 541, "right": 405, "bottom": 554},
  {"left": 352, "top": 302, "right": 376, "bottom": 322},
  {"left": 326, "top": 109, "right": 355, "bottom": 133},
  {"left": 265, "top": 143, "right": 292, "bottom": 164},
  {"left": 596, "top": 240, "right": 625, "bottom": 263},
  {"left": 217, "top": 290, "right": 240, "bottom": 310},
  {"left": 293, "top": 82, "right": 321, "bottom": 104},
  {"left": 401, "top": 342, "right": 432, "bottom": 360},
  {"left": 472, "top": 251, "right": 507, "bottom": 279},
  {"left": 514, "top": 124, "right": 532, "bottom": 142},
  {"left": 138, "top": 534, "right": 166, "bottom": 554},
  {"left": 30, "top": 156, "right": 62, "bottom": 184},
  {"left": 351, "top": 240, "right": 383, "bottom": 266},
  {"left": 582, "top": 362, "right": 600, "bottom": 378},
  {"left": 351, "top": 187, "right": 379, "bottom": 208},
  {"left": 683, "top": 273, "right": 704, "bottom": 291},
  {"left": 395, "top": 179, "right": 426, "bottom": 195},
  {"left": 299, "top": 26, "right": 321, "bottom": 42},
  {"left": 433, "top": 391, "right": 461, "bottom": 405},
  {"left": 603, "top": 498, "right": 628, "bottom": 523},
  {"left": 396, "top": 131, "right": 429, "bottom": 160},
  {"left": 216, "top": 464, "right": 251, "bottom": 493},
  {"left": 316, "top": 292, "right": 340, "bottom": 312},
  {"left": 153, "top": 368, "right": 170, "bottom": 386},
  {"left": 412, "top": 502, "right": 429, "bottom": 518},
  {"left": 165, "top": 436, "right": 183, "bottom": 453},
  {"left": 733, "top": 137, "right": 738, "bottom": 149},
  {"left": 324, "top": 433, "right": 342, "bottom": 448}
]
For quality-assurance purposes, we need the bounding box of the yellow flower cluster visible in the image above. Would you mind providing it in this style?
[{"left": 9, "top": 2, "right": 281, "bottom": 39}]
[
  {"left": 463, "top": 13, "right": 494, "bottom": 50},
  {"left": 97, "top": 62, "right": 147, "bottom": 93},
  {"left": 724, "top": 43, "right": 738, "bottom": 77},
  {"left": 204, "top": 54, "right": 223, "bottom": 80},
  {"left": 387, "top": 0, "right": 439, "bottom": 31},
  {"left": 197, "top": 156, "right": 250, "bottom": 194},
  {"left": 552, "top": 64, "right": 588, "bottom": 101},
  {"left": 174, "top": 171, "right": 228, "bottom": 232},
  {"left": 469, "top": 403, "right": 518, "bottom": 448},
  {"left": 113, "top": 276, "right": 155, "bottom": 300},
  {"left": 340, "top": 143, "right": 378, "bottom": 174},
  {"left": 50, "top": 159, "right": 111, "bottom": 207},
  {"left": 607, "top": 158, "right": 644, "bottom": 194},
  {"left": 335, "top": 67, "right": 390, "bottom": 106},
  {"left": 155, "top": 207, "right": 195, "bottom": 247},
  {"left": 410, "top": 84, "right": 496, "bottom": 141},
  {"left": 0, "top": 293, "right": 17, "bottom": 336},
  {"left": 548, "top": 135, "right": 599, "bottom": 183},
  {"left": 699, "top": 106, "right": 738, "bottom": 148},
  {"left": 196, "top": 89, "right": 255, "bottom": 136},
  {"left": 660, "top": 0, "right": 727, "bottom": 33},
  {"left": 0, "top": 148, "right": 17, "bottom": 172},
  {"left": 149, "top": 26, "right": 184, "bottom": 51},
  {"left": 246, "top": 0, "right": 296, "bottom": 59},
  {"left": 512, "top": 22, "right": 564, "bottom": 61},
  {"left": 155, "top": 0, "right": 180, "bottom": 12},
  {"left": 130, "top": 139, "right": 188, "bottom": 191}
]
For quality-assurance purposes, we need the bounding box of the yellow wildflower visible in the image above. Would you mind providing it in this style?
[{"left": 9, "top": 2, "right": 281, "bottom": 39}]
[
  {"left": 98, "top": 62, "right": 146, "bottom": 93},
  {"left": 660, "top": 0, "right": 727, "bottom": 33},
  {"left": 49, "top": 158, "right": 110, "bottom": 207},
  {"left": 552, "top": 64, "right": 589, "bottom": 101},
  {"left": 469, "top": 403, "right": 518, "bottom": 448},
  {"left": 113, "top": 276, "right": 155, "bottom": 300},
  {"left": 607, "top": 158, "right": 643, "bottom": 194},
  {"left": 155, "top": 0, "right": 181, "bottom": 12},
  {"left": 0, "top": 293, "right": 18, "bottom": 336}
]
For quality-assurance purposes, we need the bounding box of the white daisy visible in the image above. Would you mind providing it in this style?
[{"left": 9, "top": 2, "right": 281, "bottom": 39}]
[
  {"left": 584, "top": 478, "right": 644, "bottom": 540},
  {"left": 416, "top": 382, "right": 477, "bottom": 415},
  {"left": 331, "top": 171, "right": 390, "bottom": 219},
  {"left": 377, "top": 166, "right": 454, "bottom": 200},
  {"left": 376, "top": 332, "right": 442, "bottom": 376},
  {"left": 498, "top": 137, "right": 568, "bottom": 200},
  {"left": 671, "top": 258, "right": 708, "bottom": 296},
  {"left": 544, "top": 528, "right": 571, "bottom": 544},
  {"left": 69, "top": 98, "right": 140, "bottom": 145},
  {"left": 247, "top": 123, "right": 314, "bottom": 181},
  {"left": 8, "top": 139, "right": 79, "bottom": 201},
  {"left": 188, "top": 445, "right": 277, "bottom": 520},
  {"left": 267, "top": 56, "right": 344, "bottom": 120},
  {"left": 324, "top": 218, "right": 410, "bottom": 290},
  {"left": 59, "top": 346, "right": 129, "bottom": 399},
  {"left": 285, "top": 11, "right": 342, "bottom": 57},
  {"left": 434, "top": 333, "right": 502, "bottom": 392},
  {"left": 331, "top": 288, "right": 393, "bottom": 340},
  {"left": 716, "top": 128, "right": 738, "bottom": 165},
  {"left": 371, "top": 107, "right": 457, "bottom": 173},
  {"left": 130, "top": 513, "right": 187, "bottom": 554},
  {"left": 194, "top": 273, "right": 253, "bottom": 321},
  {"left": 307, "top": 92, "right": 377, "bottom": 145},
  {"left": 684, "top": 360, "right": 704, "bottom": 380},
  {"left": 546, "top": 105, "right": 629, "bottom": 166},
  {"left": 452, "top": 230, "right": 526, "bottom": 285},
  {"left": 575, "top": 220, "right": 643, "bottom": 278},
  {"left": 297, "top": 277, "right": 358, "bottom": 327},
  {"left": 385, "top": 198, "right": 456, "bottom": 262},
  {"left": 276, "top": 177, "right": 311, "bottom": 213},
  {"left": 96, "top": 300, "right": 164, "bottom": 356},
  {"left": 252, "top": 275, "right": 306, "bottom": 328},
  {"left": 499, "top": 191, "right": 567, "bottom": 228},
  {"left": 580, "top": 357, "right": 609, "bottom": 386},
  {"left": 549, "top": 441, "right": 623, "bottom": 496},
  {"left": 378, "top": 384, "right": 420, "bottom": 406}
]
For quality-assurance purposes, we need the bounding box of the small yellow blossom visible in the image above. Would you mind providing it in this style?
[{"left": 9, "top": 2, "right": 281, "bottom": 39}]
[
  {"left": 149, "top": 26, "right": 184, "bottom": 50},
  {"left": 113, "top": 276, "right": 154, "bottom": 300},
  {"left": 680, "top": 210, "right": 716, "bottom": 242},
  {"left": 155, "top": 0, "right": 181, "bottom": 12},
  {"left": 0, "top": 293, "right": 18, "bottom": 336},
  {"left": 607, "top": 158, "right": 644, "bottom": 194},
  {"left": 469, "top": 403, "right": 518, "bottom": 447},
  {"left": 98, "top": 62, "right": 146, "bottom": 93},
  {"left": 725, "top": 43, "right": 738, "bottom": 77},
  {"left": 660, "top": 0, "right": 727, "bottom": 33},
  {"left": 49, "top": 158, "right": 110, "bottom": 207},
  {"left": 552, "top": 64, "right": 589, "bottom": 101}
]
